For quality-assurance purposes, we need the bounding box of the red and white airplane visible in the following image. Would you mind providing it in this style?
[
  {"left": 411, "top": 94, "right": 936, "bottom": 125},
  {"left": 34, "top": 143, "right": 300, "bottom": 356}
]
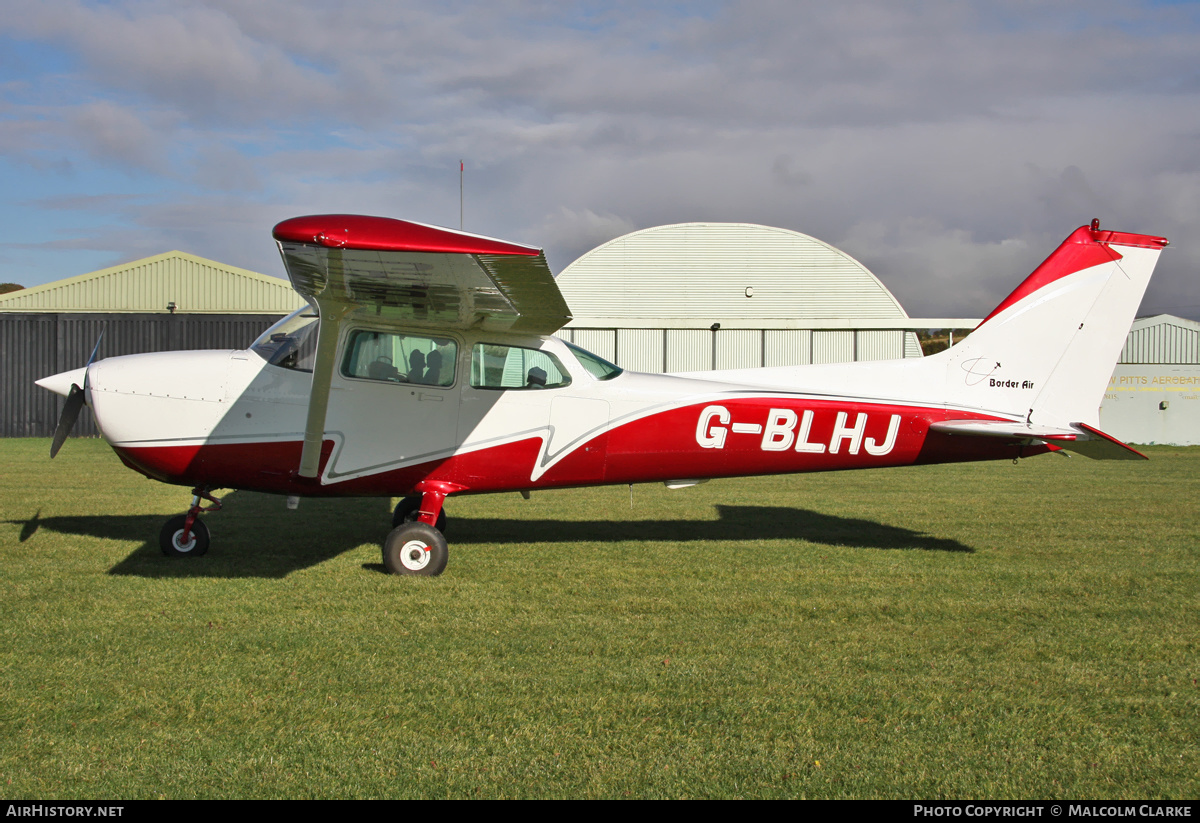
[{"left": 37, "top": 215, "right": 1168, "bottom": 575}]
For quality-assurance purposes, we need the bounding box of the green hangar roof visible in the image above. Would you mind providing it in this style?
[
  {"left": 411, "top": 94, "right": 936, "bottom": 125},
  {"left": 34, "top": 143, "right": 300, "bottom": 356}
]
[{"left": 0, "top": 251, "right": 307, "bottom": 314}]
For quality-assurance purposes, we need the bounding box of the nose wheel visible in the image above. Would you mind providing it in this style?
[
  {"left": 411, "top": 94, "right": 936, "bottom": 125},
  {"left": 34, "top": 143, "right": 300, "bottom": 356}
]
[
  {"left": 159, "top": 487, "right": 221, "bottom": 557},
  {"left": 160, "top": 515, "right": 210, "bottom": 556}
]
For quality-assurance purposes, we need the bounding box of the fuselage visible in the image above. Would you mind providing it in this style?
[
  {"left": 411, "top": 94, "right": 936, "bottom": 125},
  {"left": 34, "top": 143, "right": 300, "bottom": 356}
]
[{"left": 80, "top": 311, "right": 1031, "bottom": 498}]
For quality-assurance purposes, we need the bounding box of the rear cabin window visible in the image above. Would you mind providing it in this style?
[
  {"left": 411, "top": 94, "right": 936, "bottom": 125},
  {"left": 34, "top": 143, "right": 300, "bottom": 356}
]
[
  {"left": 342, "top": 331, "right": 456, "bottom": 387},
  {"left": 470, "top": 344, "right": 571, "bottom": 390}
]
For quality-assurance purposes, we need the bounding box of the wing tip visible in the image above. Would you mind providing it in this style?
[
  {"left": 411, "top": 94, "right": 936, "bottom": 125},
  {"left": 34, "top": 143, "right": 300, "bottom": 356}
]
[{"left": 273, "top": 214, "right": 541, "bottom": 257}]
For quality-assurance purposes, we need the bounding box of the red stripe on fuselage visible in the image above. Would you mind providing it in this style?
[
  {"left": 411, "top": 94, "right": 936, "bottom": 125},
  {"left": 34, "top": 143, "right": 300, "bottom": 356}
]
[{"left": 112, "top": 398, "right": 1041, "bottom": 497}]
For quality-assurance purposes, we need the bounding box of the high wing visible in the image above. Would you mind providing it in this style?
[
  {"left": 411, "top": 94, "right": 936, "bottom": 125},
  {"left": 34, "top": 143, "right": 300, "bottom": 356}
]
[
  {"left": 272, "top": 214, "right": 572, "bottom": 478},
  {"left": 274, "top": 214, "right": 570, "bottom": 334}
]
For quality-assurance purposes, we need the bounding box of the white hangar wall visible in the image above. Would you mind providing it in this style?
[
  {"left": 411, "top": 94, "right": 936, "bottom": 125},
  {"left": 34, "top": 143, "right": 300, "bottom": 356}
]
[
  {"left": 554, "top": 223, "right": 924, "bottom": 373},
  {"left": 1100, "top": 315, "right": 1200, "bottom": 446}
]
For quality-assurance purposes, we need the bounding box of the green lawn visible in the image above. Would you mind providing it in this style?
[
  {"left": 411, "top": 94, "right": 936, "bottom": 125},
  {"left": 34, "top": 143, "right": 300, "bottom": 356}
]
[{"left": 1, "top": 438, "right": 1196, "bottom": 798}]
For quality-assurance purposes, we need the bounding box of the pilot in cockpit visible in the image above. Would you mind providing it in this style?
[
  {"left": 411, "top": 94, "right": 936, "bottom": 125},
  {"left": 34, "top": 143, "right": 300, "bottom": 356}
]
[{"left": 526, "top": 366, "right": 547, "bottom": 388}]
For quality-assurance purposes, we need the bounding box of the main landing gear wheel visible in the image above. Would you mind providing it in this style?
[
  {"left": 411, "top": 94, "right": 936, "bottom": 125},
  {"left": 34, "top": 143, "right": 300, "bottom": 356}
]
[
  {"left": 159, "top": 514, "right": 210, "bottom": 557},
  {"left": 392, "top": 494, "right": 447, "bottom": 533},
  {"left": 382, "top": 521, "right": 448, "bottom": 576}
]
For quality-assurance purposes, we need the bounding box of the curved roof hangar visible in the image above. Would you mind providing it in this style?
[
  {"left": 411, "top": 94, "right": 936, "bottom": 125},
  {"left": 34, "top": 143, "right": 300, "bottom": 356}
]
[{"left": 556, "top": 222, "right": 910, "bottom": 326}]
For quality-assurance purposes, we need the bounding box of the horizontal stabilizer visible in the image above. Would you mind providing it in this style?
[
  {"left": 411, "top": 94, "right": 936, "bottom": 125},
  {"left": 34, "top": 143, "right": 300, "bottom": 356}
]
[
  {"left": 930, "top": 420, "right": 1080, "bottom": 441},
  {"left": 1064, "top": 423, "right": 1147, "bottom": 461},
  {"left": 930, "top": 420, "right": 1146, "bottom": 460}
]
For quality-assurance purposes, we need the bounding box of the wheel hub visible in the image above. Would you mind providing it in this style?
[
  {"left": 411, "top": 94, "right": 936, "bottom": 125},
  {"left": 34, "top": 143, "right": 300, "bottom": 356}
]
[{"left": 400, "top": 539, "right": 430, "bottom": 571}]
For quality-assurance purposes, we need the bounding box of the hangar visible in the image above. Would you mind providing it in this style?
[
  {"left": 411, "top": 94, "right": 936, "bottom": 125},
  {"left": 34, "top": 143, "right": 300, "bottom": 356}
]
[
  {"left": 553, "top": 222, "right": 974, "bottom": 372},
  {"left": 0, "top": 250, "right": 304, "bottom": 437}
]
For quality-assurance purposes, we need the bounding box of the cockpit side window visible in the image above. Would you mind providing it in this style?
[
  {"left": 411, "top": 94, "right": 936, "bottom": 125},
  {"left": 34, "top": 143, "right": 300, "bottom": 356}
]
[
  {"left": 565, "top": 341, "right": 623, "bottom": 380},
  {"left": 341, "top": 330, "right": 456, "bottom": 387},
  {"left": 470, "top": 343, "right": 571, "bottom": 390}
]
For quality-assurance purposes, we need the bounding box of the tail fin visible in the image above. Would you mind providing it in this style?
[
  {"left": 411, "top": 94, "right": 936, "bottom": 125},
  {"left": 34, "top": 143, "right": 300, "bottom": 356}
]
[{"left": 937, "top": 222, "right": 1167, "bottom": 429}]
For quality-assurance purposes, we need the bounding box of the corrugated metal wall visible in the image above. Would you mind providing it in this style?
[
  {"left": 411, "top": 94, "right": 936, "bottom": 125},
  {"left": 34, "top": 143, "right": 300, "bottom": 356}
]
[
  {"left": 558, "top": 327, "right": 921, "bottom": 373},
  {"left": 856, "top": 330, "right": 907, "bottom": 362},
  {"left": 812, "top": 331, "right": 854, "bottom": 364},
  {"left": 616, "top": 329, "right": 664, "bottom": 373},
  {"left": 1, "top": 313, "right": 281, "bottom": 437},
  {"left": 764, "top": 330, "right": 810, "bottom": 367},
  {"left": 1120, "top": 317, "right": 1200, "bottom": 364},
  {"left": 665, "top": 330, "right": 711, "bottom": 372},
  {"left": 715, "top": 330, "right": 761, "bottom": 370}
]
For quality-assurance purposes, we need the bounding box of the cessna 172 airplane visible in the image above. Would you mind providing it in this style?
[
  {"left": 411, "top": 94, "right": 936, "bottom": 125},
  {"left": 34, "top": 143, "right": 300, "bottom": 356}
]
[{"left": 36, "top": 215, "right": 1168, "bottom": 576}]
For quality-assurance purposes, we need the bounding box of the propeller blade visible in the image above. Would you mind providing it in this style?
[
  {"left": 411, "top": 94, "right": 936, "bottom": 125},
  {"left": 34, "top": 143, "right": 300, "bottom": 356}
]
[
  {"left": 86, "top": 330, "right": 105, "bottom": 369},
  {"left": 43, "top": 330, "right": 103, "bottom": 458},
  {"left": 50, "top": 383, "right": 86, "bottom": 458}
]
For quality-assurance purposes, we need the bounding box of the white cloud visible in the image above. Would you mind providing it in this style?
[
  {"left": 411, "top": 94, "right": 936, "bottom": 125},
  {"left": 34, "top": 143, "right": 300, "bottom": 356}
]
[
  {"left": 837, "top": 218, "right": 1035, "bottom": 317},
  {"left": 536, "top": 206, "right": 636, "bottom": 271},
  {"left": 5, "top": 0, "right": 345, "bottom": 124},
  {"left": 68, "top": 101, "right": 169, "bottom": 172}
]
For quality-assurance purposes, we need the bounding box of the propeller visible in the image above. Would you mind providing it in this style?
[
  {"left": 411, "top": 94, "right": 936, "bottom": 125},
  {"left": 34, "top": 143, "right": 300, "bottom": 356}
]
[{"left": 45, "top": 331, "right": 104, "bottom": 458}]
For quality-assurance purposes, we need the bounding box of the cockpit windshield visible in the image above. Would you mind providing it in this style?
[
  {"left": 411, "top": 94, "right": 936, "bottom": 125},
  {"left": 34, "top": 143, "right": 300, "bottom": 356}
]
[{"left": 250, "top": 307, "right": 319, "bottom": 372}]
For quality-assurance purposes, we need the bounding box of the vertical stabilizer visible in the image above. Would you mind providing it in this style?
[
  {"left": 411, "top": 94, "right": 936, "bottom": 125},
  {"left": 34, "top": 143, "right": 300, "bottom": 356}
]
[{"left": 936, "top": 223, "right": 1167, "bottom": 427}]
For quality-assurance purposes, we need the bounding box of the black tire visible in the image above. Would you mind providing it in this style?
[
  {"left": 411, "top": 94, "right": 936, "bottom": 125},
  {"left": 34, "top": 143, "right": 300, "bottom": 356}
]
[
  {"left": 392, "top": 495, "right": 447, "bottom": 533},
  {"left": 382, "top": 522, "right": 448, "bottom": 576},
  {"left": 159, "top": 515, "right": 210, "bottom": 557}
]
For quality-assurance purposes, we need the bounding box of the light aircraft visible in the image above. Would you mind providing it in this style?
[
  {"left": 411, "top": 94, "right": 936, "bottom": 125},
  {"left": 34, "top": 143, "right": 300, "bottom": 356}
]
[{"left": 36, "top": 215, "right": 1168, "bottom": 575}]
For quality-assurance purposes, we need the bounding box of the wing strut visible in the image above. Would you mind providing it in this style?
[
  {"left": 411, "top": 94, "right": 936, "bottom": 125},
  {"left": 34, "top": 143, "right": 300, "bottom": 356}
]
[
  {"left": 297, "top": 305, "right": 347, "bottom": 479},
  {"left": 296, "top": 243, "right": 353, "bottom": 480}
]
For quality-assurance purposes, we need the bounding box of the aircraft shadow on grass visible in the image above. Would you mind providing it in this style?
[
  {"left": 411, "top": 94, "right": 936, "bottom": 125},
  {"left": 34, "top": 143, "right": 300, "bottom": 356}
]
[{"left": 11, "top": 493, "right": 971, "bottom": 579}]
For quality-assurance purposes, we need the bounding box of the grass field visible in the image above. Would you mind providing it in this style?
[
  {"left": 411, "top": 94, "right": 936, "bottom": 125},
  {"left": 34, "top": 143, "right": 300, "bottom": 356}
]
[{"left": 1, "top": 437, "right": 1196, "bottom": 799}]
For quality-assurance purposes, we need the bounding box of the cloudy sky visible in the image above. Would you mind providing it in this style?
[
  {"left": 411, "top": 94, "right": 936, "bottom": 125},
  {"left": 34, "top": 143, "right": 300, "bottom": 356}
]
[{"left": 2, "top": 0, "right": 1198, "bottom": 319}]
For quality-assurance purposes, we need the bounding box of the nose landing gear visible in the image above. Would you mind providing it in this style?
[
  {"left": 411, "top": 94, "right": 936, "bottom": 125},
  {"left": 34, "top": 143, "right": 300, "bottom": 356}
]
[{"left": 159, "top": 487, "right": 222, "bottom": 557}]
